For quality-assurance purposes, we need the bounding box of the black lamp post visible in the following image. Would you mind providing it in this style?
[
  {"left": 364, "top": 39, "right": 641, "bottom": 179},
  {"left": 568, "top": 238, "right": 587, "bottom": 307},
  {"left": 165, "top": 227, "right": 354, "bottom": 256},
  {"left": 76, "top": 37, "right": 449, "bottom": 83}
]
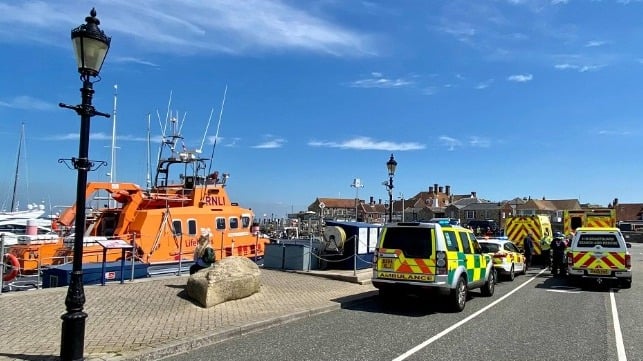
[
  {"left": 385, "top": 154, "right": 397, "bottom": 223},
  {"left": 59, "top": 8, "right": 111, "bottom": 361}
]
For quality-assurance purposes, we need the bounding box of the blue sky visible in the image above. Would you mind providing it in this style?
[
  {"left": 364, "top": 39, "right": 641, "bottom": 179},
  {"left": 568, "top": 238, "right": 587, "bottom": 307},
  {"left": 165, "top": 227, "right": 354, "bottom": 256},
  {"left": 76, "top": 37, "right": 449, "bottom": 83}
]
[{"left": 1, "top": 0, "right": 642, "bottom": 219}]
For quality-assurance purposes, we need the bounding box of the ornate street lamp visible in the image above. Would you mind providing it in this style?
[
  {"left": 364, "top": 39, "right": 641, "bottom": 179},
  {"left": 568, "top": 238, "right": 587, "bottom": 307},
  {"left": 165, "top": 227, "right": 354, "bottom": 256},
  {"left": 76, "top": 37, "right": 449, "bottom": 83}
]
[
  {"left": 385, "top": 154, "right": 397, "bottom": 223},
  {"left": 59, "top": 8, "right": 111, "bottom": 361}
]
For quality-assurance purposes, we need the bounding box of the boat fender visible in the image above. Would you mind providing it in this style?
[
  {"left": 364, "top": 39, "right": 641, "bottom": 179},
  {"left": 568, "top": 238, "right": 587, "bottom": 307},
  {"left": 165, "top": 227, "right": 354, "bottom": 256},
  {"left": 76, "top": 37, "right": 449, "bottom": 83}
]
[{"left": 2, "top": 253, "right": 20, "bottom": 282}]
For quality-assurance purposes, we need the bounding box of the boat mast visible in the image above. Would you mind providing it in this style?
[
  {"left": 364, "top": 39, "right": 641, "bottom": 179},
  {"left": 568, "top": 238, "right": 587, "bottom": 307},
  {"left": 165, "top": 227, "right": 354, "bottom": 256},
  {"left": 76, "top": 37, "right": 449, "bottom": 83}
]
[
  {"left": 109, "top": 84, "right": 118, "bottom": 184},
  {"left": 10, "top": 122, "right": 24, "bottom": 212}
]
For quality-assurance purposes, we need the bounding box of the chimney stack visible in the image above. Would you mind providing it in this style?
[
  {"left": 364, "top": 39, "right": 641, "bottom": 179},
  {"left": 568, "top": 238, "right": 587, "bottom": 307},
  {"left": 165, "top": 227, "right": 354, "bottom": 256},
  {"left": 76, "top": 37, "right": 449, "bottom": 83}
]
[
  {"left": 370, "top": 196, "right": 374, "bottom": 205},
  {"left": 445, "top": 185, "right": 451, "bottom": 196},
  {"left": 428, "top": 186, "right": 434, "bottom": 193},
  {"left": 434, "top": 183, "right": 438, "bottom": 194},
  {"left": 471, "top": 191, "right": 477, "bottom": 198},
  {"left": 438, "top": 186, "right": 444, "bottom": 194}
]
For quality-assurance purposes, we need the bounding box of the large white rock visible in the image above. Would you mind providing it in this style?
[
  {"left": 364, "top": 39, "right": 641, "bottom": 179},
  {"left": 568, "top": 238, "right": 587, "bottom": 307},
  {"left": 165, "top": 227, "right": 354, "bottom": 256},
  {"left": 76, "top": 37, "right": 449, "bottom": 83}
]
[{"left": 186, "top": 256, "right": 261, "bottom": 308}]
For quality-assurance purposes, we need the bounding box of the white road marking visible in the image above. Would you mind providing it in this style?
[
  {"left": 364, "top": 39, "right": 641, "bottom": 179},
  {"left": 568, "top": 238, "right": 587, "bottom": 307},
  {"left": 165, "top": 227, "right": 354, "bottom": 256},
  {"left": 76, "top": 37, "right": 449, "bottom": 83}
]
[
  {"left": 392, "top": 269, "right": 547, "bottom": 361},
  {"left": 610, "top": 290, "right": 627, "bottom": 361}
]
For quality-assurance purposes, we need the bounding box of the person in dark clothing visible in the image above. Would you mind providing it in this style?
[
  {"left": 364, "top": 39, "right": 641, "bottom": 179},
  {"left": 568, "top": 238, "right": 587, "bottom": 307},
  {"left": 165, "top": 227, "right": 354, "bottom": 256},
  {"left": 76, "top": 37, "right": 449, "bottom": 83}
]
[
  {"left": 523, "top": 234, "right": 534, "bottom": 269},
  {"left": 550, "top": 236, "right": 567, "bottom": 276}
]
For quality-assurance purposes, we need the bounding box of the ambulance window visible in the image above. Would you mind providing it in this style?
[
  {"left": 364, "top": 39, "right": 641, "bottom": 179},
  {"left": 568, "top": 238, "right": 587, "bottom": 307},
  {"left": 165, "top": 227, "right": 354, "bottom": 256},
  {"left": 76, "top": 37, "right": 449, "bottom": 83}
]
[
  {"left": 577, "top": 233, "right": 620, "bottom": 248},
  {"left": 216, "top": 217, "right": 226, "bottom": 230},
  {"left": 442, "top": 230, "right": 459, "bottom": 251},
  {"left": 570, "top": 217, "right": 583, "bottom": 231},
  {"left": 381, "top": 227, "right": 432, "bottom": 258},
  {"left": 459, "top": 232, "right": 472, "bottom": 254}
]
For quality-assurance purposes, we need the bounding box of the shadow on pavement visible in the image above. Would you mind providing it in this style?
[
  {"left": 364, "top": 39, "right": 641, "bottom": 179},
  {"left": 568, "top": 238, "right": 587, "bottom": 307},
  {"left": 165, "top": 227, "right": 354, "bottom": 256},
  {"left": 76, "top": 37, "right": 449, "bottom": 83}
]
[{"left": 0, "top": 353, "right": 56, "bottom": 361}]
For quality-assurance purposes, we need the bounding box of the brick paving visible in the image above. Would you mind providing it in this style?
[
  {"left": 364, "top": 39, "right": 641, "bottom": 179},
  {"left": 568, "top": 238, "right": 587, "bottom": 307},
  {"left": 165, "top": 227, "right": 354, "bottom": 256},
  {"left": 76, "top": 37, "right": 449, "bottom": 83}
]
[{"left": 0, "top": 269, "right": 375, "bottom": 361}]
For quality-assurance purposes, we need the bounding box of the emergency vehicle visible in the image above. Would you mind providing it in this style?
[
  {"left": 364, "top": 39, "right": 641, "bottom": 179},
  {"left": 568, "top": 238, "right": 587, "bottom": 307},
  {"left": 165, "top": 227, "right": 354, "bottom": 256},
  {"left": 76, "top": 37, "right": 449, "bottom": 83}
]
[
  {"left": 372, "top": 220, "right": 495, "bottom": 312},
  {"left": 566, "top": 227, "right": 632, "bottom": 288},
  {"left": 563, "top": 209, "right": 616, "bottom": 236},
  {"left": 504, "top": 215, "right": 553, "bottom": 256}
]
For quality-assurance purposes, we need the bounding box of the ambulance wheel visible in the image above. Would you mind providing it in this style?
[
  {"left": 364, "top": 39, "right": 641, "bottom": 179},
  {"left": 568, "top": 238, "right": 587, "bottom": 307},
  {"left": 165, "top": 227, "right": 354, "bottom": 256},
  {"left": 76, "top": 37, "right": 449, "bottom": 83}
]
[
  {"left": 449, "top": 277, "right": 467, "bottom": 312},
  {"left": 481, "top": 269, "right": 495, "bottom": 297},
  {"left": 620, "top": 278, "right": 632, "bottom": 289}
]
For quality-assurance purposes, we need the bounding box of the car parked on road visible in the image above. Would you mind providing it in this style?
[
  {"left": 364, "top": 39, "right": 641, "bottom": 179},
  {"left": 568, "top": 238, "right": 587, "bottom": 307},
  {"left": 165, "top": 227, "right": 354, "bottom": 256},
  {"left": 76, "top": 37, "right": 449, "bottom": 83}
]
[{"left": 478, "top": 237, "right": 527, "bottom": 281}]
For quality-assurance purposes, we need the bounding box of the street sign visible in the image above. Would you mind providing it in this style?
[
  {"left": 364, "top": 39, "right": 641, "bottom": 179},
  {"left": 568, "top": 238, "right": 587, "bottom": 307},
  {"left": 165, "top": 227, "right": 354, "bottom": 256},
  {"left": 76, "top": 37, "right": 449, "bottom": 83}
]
[{"left": 319, "top": 202, "right": 325, "bottom": 209}]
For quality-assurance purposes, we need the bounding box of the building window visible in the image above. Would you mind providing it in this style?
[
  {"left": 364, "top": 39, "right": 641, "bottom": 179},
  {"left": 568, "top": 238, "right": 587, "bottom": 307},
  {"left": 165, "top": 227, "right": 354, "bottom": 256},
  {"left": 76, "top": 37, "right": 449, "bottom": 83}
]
[{"left": 465, "top": 211, "right": 476, "bottom": 219}]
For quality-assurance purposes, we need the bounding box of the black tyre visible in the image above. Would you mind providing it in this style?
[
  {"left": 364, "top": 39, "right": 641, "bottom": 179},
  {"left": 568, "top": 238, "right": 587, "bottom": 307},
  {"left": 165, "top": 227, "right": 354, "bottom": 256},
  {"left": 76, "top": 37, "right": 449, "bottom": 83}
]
[
  {"left": 449, "top": 277, "right": 467, "bottom": 312},
  {"left": 507, "top": 265, "right": 515, "bottom": 281},
  {"left": 481, "top": 269, "right": 495, "bottom": 297}
]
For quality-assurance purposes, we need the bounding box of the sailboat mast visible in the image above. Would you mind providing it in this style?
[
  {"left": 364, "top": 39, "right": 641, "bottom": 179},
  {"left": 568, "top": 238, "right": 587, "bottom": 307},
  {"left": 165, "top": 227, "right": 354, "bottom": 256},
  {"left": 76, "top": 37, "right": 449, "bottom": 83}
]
[
  {"left": 110, "top": 84, "right": 118, "bottom": 184},
  {"left": 10, "top": 123, "right": 24, "bottom": 212}
]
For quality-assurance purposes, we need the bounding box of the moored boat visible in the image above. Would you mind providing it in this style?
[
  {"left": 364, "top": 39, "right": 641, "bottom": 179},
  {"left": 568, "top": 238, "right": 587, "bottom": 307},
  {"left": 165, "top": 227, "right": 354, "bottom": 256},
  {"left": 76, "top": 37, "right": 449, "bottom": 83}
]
[{"left": 8, "top": 117, "right": 267, "bottom": 273}]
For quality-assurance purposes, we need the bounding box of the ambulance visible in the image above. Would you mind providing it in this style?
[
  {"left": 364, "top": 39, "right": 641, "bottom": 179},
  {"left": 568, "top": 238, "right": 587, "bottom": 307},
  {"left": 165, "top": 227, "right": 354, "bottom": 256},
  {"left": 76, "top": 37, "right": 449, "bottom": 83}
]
[
  {"left": 504, "top": 215, "right": 553, "bottom": 256},
  {"left": 372, "top": 220, "right": 495, "bottom": 312},
  {"left": 563, "top": 209, "right": 616, "bottom": 236}
]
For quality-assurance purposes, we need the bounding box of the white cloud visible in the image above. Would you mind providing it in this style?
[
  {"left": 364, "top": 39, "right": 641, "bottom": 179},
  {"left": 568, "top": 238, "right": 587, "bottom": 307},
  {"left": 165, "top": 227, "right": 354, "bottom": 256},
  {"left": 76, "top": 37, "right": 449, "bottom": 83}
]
[
  {"left": 551, "top": 0, "right": 569, "bottom": 4},
  {"left": 45, "top": 133, "right": 153, "bottom": 142},
  {"left": 507, "top": 74, "right": 533, "bottom": 82},
  {"left": 475, "top": 79, "right": 494, "bottom": 89},
  {"left": 348, "top": 72, "right": 413, "bottom": 88},
  {"left": 111, "top": 56, "right": 160, "bottom": 67},
  {"left": 0, "top": 95, "right": 54, "bottom": 111},
  {"left": 252, "top": 136, "right": 285, "bottom": 149},
  {"left": 554, "top": 63, "right": 604, "bottom": 72},
  {"left": 585, "top": 40, "right": 606, "bottom": 47},
  {"left": 469, "top": 136, "right": 491, "bottom": 147},
  {"left": 439, "top": 136, "right": 461, "bottom": 151},
  {"left": 0, "top": 1, "right": 376, "bottom": 57},
  {"left": 308, "top": 137, "right": 424, "bottom": 151}
]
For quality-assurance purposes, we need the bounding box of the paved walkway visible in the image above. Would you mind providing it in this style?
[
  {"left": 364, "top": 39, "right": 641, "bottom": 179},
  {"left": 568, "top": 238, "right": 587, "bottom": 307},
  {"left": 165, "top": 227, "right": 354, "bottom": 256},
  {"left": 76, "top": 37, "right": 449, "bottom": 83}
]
[{"left": 0, "top": 269, "right": 375, "bottom": 361}]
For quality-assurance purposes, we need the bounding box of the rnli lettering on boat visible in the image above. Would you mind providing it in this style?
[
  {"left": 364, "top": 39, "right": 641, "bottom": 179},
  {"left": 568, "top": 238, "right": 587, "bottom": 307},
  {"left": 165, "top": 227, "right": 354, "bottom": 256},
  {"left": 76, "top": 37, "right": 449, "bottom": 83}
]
[{"left": 204, "top": 195, "right": 226, "bottom": 206}]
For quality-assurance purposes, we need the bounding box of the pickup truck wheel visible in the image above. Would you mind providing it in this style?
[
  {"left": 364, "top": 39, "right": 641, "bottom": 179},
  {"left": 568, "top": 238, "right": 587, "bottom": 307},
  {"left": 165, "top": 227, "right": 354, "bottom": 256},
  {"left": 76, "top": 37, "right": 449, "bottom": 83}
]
[
  {"left": 481, "top": 269, "right": 495, "bottom": 297},
  {"left": 449, "top": 277, "right": 467, "bottom": 312}
]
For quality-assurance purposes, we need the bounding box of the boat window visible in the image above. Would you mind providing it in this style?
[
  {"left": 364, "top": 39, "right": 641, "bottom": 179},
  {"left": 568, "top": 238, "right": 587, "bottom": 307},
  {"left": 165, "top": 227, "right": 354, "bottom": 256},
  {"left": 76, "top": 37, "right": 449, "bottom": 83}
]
[
  {"left": 216, "top": 217, "right": 226, "bottom": 230},
  {"left": 242, "top": 216, "right": 251, "bottom": 228},
  {"left": 187, "top": 219, "right": 197, "bottom": 236},
  {"left": 230, "top": 217, "right": 239, "bottom": 229},
  {"left": 172, "top": 220, "right": 182, "bottom": 236}
]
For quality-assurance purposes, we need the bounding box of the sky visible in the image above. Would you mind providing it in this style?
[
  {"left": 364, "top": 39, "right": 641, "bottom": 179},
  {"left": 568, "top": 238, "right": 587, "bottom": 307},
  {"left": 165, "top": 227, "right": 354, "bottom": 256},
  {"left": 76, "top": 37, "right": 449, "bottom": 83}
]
[{"left": 0, "top": 0, "right": 642, "bottom": 219}]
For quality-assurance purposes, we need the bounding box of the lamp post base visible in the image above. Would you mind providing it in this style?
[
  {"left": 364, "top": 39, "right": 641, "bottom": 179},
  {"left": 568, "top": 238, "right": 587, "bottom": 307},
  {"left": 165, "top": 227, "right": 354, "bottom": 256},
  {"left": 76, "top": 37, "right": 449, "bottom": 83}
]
[{"left": 60, "top": 311, "right": 88, "bottom": 361}]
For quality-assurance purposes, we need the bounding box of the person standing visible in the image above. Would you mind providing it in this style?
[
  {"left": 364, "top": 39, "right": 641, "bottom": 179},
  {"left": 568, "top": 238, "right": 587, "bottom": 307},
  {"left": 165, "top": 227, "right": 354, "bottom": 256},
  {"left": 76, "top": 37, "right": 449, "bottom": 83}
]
[
  {"left": 541, "top": 236, "right": 551, "bottom": 270},
  {"left": 523, "top": 234, "right": 534, "bottom": 269},
  {"left": 190, "top": 229, "right": 215, "bottom": 275},
  {"left": 550, "top": 236, "right": 567, "bottom": 276}
]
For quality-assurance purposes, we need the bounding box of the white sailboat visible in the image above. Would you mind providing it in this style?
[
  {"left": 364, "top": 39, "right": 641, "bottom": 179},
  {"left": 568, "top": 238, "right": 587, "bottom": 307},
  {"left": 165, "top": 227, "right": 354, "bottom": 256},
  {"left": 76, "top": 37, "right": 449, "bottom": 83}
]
[{"left": 0, "top": 123, "right": 50, "bottom": 245}]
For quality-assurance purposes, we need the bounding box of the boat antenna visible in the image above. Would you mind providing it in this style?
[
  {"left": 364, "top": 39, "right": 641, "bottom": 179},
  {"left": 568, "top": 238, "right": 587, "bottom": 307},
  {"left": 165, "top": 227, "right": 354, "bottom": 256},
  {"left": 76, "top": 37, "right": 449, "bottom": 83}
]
[
  {"left": 163, "top": 90, "right": 172, "bottom": 137},
  {"left": 10, "top": 122, "right": 25, "bottom": 212},
  {"left": 206, "top": 85, "right": 227, "bottom": 176},
  {"left": 199, "top": 107, "right": 216, "bottom": 154},
  {"left": 146, "top": 113, "right": 152, "bottom": 190}
]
